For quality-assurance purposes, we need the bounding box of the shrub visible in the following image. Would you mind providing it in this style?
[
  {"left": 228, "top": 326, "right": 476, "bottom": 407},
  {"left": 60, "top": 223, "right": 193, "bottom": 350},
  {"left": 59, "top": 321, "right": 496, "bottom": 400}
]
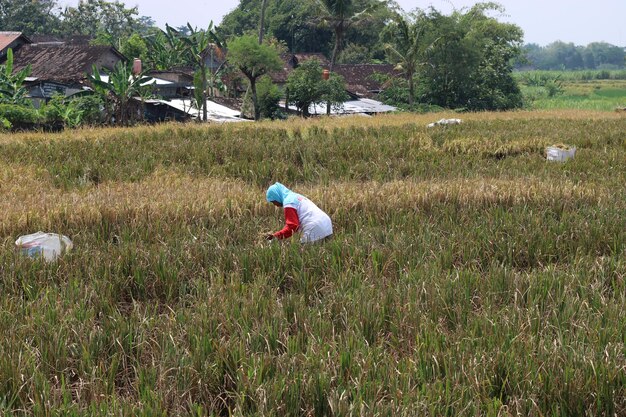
[
  {"left": 69, "top": 95, "right": 105, "bottom": 126},
  {"left": 0, "top": 103, "right": 42, "bottom": 129},
  {"left": 256, "top": 75, "right": 283, "bottom": 120}
]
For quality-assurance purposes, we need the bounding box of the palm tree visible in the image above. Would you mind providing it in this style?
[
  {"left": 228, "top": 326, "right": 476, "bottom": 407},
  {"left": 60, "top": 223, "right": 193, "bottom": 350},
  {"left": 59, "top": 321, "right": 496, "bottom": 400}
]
[
  {"left": 259, "top": 0, "right": 269, "bottom": 44},
  {"left": 316, "top": 0, "right": 384, "bottom": 70},
  {"left": 384, "top": 13, "right": 435, "bottom": 106},
  {"left": 316, "top": 0, "right": 384, "bottom": 113}
]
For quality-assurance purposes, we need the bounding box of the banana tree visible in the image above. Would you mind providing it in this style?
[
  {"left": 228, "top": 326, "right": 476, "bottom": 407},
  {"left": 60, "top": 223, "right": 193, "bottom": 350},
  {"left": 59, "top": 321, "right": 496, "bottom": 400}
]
[
  {"left": 0, "top": 49, "right": 32, "bottom": 105},
  {"left": 144, "top": 25, "right": 188, "bottom": 70},
  {"left": 87, "top": 61, "right": 153, "bottom": 125},
  {"left": 172, "top": 23, "right": 222, "bottom": 122}
]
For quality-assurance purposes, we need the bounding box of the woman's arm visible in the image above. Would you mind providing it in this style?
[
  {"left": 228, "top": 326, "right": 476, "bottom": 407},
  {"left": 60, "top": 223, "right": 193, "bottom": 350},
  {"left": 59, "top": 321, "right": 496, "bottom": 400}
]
[{"left": 272, "top": 207, "right": 300, "bottom": 239}]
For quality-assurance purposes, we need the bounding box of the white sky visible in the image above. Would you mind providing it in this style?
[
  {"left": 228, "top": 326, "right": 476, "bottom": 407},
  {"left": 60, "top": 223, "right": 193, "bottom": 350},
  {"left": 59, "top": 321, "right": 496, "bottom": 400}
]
[{"left": 57, "top": 0, "right": 626, "bottom": 47}]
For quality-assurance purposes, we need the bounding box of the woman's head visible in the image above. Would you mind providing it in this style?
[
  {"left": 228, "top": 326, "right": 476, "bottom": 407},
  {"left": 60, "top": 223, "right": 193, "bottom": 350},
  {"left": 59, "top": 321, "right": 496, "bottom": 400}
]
[{"left": 266, "top": 182, "right": 289, "bottom": 206}]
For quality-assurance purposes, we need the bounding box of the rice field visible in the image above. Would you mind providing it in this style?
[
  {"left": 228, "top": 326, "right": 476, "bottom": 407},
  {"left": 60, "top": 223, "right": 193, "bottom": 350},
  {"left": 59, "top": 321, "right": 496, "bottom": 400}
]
[
  {"left": 521, "top": 76, "right": 626, "bottom": 111},
  {"left": 0, "top": 110, "right": 625, "bottom": 416}
]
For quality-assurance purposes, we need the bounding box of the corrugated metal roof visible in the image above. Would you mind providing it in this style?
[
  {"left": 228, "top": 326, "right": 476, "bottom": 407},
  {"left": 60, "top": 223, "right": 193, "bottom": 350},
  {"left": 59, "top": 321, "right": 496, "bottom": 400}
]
[
  {"left": 144, "top": 98, "right": 249, "bottom": 123},
  {"left": 285, "top": 98, "right": 396, "bottom": 115},
  {"left": 99, "top": 75, "right": 174, "bottom": 86}
]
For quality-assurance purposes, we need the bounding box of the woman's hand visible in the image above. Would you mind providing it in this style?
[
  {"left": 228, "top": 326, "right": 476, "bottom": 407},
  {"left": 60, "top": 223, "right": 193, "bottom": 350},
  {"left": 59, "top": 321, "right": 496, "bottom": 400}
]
[{"left": 265, "top": 233, "right": 275, "bottom": 241}]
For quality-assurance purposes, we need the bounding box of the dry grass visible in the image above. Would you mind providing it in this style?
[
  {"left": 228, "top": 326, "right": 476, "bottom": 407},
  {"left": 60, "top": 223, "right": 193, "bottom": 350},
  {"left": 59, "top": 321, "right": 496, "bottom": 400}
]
[
  {"left": 0, "top": 163, "right": 610, "bottom": 234},
  {"left": 0, "top": 109, "right": 623, "bottom": 145}
]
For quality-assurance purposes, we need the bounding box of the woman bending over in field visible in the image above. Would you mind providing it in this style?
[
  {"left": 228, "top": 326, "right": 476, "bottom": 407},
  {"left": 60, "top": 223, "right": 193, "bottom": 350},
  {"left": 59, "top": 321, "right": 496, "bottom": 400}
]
[{"left": 265, "top": 182, "right": 333, "bottom": 244}]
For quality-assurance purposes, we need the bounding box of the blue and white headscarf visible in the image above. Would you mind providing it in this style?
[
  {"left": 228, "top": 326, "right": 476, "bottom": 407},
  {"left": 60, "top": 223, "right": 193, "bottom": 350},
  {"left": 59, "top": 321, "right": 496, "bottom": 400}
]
[{"left": 266, "top": 182, "right": 302, "bottom": 208}]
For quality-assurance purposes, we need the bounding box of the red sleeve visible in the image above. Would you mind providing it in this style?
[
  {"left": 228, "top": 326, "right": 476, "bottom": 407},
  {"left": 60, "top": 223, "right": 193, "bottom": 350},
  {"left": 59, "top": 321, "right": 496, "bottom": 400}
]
[{"left": 273, "top": 207, "right": 300, "bottom": 239}]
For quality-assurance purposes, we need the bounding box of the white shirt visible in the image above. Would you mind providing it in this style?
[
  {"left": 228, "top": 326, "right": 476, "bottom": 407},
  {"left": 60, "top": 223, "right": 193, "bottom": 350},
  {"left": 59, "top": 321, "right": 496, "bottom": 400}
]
[{"left": 285, "top": 196, "right": 333, "bottom": 243}]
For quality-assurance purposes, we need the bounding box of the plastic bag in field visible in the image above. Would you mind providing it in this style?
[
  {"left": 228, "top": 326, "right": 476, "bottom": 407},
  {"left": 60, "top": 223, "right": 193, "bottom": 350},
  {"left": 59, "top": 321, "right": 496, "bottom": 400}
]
[
  {"left": 427, "top": 118, "right": 462, "bottom": 128},
  {"left": 15, "top": 232, "right": 73, "bottom": 262}
]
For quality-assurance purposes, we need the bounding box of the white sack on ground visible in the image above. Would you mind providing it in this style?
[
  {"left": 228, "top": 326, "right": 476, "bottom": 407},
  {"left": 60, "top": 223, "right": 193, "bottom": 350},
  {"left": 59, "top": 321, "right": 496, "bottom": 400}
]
[
  {"left": 427, "top": 118, "right": 462, "bottom": 128},
  {"left": 15, "top": 232, "right": 73, "bottom": 262}
]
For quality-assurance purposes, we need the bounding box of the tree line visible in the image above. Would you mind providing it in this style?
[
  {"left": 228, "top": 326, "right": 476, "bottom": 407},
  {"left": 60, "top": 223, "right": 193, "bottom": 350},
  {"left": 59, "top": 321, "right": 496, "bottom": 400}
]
[
  {"left": 519, "top": 42, "right": 625, "bottom": 71},
  {"left": 4, "top": 0, "right": 622, "bottom": 128},
  {"left": 0, "top": 0, "right": 152, "bottom": 43}
]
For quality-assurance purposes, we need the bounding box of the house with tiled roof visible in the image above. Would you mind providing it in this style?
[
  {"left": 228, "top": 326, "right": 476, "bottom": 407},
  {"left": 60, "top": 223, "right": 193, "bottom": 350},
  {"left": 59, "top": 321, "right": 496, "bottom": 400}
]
[
  {"left": 4, "top": 37, "right": 125, "bottom": 106},
  {"left": 0, "top": 32, "right": 31, "bottom": 59},
  {"left": 2, "top": 29, "right": 395, "bottom": 119},
  {"left": 266, "top": 52, "right": 399, "bottom": 99},
  {"left": 334, "top": 64, "right": 401, "bottom": 98},
  {"left": 293, "top": 53, "right": 330, "bottom": 68},
  {"left": 13, "top": 42, "right": 125, "bottom": 84}
]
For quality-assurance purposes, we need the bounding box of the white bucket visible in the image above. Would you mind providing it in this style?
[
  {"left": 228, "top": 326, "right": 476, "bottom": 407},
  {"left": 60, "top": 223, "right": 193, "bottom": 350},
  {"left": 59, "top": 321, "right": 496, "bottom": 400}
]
[{"left": 546, "top": 146, "right": 576, "bottom": 162}]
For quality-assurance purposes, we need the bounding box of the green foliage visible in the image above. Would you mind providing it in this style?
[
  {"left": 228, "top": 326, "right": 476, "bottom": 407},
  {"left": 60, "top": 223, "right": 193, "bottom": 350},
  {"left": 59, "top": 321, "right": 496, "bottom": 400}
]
[
  {"left": 144, "top": 23, "right": 225, "bottom": 120},
  {"left": 373, "top": 73, "right": 443, "bottom": 112},
  {"left": 0, "top": 0, "right": 157, "bottom": 39},
  {"left": 143, "top": 26, "right": 189, "bottom": 70},
  {"left": 517, "top": 71, "right": 626, "bottom": 111},
  {"left": 515, "top": 69, "right": 626, "bottom": 82},
  {"left": 60, "top": 0, "right": 139, "bottom": 41},
  {"left": 0, "top": 115, "right": 10, "bottom": 130},
  {"left": 227, "top": 35, "right": 283, "bottom": 120},
  {"left": 40, "top": 95, "right": 82, "bottom": 128},
  {"left": 120, "top": 33, "right": 149, "bottom": 62},
  {"left": 70, "top": 94, "right": 106, "bottom": 125},
  {"left": 323, "top": 73, "right": 350, "bottom": 107},
  {"left": 227, "top": 35, "right": 283, "bottom": 81},
  {"left": 219, "top": 0, "right": 331, "bottom": 54},
  {"left": 0, "top": 103, "right": 41, "bottom": 128},
  {"left": 39, "top": 94, "right": 105, "bottom": 129},
  {"left": 256, "top": 75, "right": 283, "bottom": 119},
  {"left": 418, "top": 3, "right": 524, "bottom": 111},
  {"left": 218, "top": 0, "right": 392, "bottom": 58},
  {"left": 0, "top": 94, "right": 104, "bottom": 132},
  {"left": 315, "top": 0, "right": 386, "bottom": 67},
  {"left": 381, "top": 11, "right": 432, "bottom": 106},
  {"left": 191, "top": 71, "right": 205, "bottom": 115},
  {"left": 338, "top": 42, "right": 372, "bottom": 64},
  {"left": 286, "top": 60, "right": 348, "bottom": 116},
  {"left": 174, "top": 23, "right": 223, "bottom": 121},
  {"left": 519, "top": 72, "right": 564, "bottom": 97},
  {"left": 0, "top": 0, "right": 61, "bottom": 35},
  {"left": 372, "top": 73, "right": 410, "bottom": 106}
]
